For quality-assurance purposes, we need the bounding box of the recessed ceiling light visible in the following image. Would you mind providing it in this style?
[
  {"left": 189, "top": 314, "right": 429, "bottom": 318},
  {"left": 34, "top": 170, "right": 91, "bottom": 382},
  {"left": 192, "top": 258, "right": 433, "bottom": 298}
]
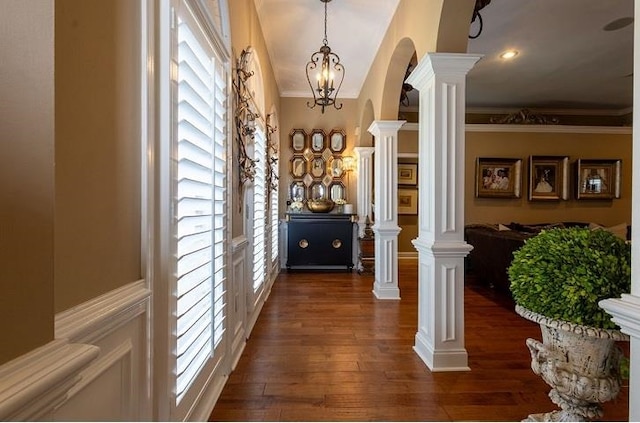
[
  {"left": 603, "top": 17, "right": 634, "bottom": 32},
  {"left": 500, "top": 50, "right": 518, "bottom": 60}
]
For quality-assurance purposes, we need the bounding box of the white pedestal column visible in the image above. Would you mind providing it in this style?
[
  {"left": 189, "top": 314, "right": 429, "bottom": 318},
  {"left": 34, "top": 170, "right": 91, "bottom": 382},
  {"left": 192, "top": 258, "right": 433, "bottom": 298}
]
[
  {"left": 599, "top": 295, "right": 640, "bottom": 420},
  {"left": 406, "top": 53, "right": 481, "bottom": 371},
  {"left": 354, "top": 146, "right": 375, "bottom": 237},
  {"left": 367, "top": 121, "right": 405, "bottom": 300},
  {"left": 600, "top": 4, "right": 640, "bottom": 419}
]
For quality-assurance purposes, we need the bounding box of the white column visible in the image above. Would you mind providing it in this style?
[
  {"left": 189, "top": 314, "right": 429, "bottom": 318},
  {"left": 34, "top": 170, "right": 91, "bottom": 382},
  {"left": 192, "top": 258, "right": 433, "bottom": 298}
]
[
  {"left": 367, "top": 121, "right": 405, "bottom": 300},
  {"left": 599, "top": 296, "right": 640, "bottom": 419},
  {"left": 599, "top": 4, "right": 640, "bottom": 418},
  {"left": 406, "top": 53, "right": 481, "bottom": 371},
  {"left": 354, "top": 146, "right": 375, "bottom": 237}
]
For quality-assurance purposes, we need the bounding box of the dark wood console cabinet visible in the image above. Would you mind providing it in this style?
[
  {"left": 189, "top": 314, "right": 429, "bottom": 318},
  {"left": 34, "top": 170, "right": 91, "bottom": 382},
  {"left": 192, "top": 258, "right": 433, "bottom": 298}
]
[{"left": 286, "top": 212, "right": 356, "bottom": 271}]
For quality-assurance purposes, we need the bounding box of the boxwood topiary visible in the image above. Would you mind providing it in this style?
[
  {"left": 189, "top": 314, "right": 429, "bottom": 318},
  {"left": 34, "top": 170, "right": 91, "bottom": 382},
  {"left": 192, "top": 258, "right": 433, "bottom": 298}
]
[{"left": 508, "top": 227, "right": 631, "bottom": 330}]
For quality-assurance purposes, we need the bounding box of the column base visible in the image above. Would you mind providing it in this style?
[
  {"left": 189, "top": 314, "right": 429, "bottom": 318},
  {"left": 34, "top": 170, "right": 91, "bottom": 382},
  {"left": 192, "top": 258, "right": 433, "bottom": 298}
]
[
  {"left": 414, "top": 331, "right": 470, "bottom": 372},
  {"left": 372, "top": 281, "right": 400, "bottom": 300}
]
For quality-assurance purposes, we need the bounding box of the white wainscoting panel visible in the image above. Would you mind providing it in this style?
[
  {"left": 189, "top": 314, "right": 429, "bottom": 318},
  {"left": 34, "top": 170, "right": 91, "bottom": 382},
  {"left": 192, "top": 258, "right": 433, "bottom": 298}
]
[
  {"left": 230, "top": 235, "right": 248, "bottom": 372},
  {"left": 0, "top": 340, "right": 99, "bottom": 421},
  {"left": 54, "top": 280, "right": 151, "bottom": 421}
]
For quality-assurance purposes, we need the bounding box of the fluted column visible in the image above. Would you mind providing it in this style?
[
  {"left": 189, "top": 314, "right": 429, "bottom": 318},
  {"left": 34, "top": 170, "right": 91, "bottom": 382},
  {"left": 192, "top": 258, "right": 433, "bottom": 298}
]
[
  {"left": 406, "top": 53, "right": 481, "bottom": 371},
  {"left": 599, "top": 296, "right": 640, "bottom": 419},
  {"left": 354, "top": 147, "right": 375, "bottom": 237},
  {"left": 367, "top": 121, "right": 405, "bottom": 300}
]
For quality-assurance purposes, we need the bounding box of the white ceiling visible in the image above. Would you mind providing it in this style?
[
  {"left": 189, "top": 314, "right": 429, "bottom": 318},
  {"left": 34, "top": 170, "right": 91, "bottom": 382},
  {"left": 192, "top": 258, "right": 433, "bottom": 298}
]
[
  {"left": 253, "top": 0, "right": 401, "bottom": 98},
  {"left": 254, "top": 0, "right": 634, "bottom": 112}
]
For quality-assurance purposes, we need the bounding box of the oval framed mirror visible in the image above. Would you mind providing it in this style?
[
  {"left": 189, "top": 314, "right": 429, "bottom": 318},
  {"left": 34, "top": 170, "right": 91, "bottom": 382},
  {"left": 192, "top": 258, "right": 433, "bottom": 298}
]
[
  {"left": 310, "top": 157, "right": 326, "bottom": 179},
  {"left": 290, "top": 129, "right": 307, "bottom": 153},
  {"left": 290, "top": 181, "right": 306, "bottom": 202},
  {"left": 309, "top": 182, "right": 325, "bottom": 200},
  {"left": 329, "top": 129, "right": 346, "bottom": 153},
  {"left": 329, "top": 181, "right": 345, "bottom": 201},
  {"left": 290, "top": 156, "right": 307, "bottom": 178},
  {"left": 310, "top": 129, "right": 326, "bottom": 153},
  {"left": 328, "top": 157, "right": 344, "bottom": 178}
]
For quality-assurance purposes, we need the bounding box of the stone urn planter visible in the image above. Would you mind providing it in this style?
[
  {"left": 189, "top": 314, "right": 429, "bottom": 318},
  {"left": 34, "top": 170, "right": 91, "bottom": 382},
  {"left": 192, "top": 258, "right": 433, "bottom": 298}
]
[
  {"left": 516, "top": 305, "right": 628, "bottom": 422},
  {"left": 507, "top": 228, "right": 631, "bottom": 421}
]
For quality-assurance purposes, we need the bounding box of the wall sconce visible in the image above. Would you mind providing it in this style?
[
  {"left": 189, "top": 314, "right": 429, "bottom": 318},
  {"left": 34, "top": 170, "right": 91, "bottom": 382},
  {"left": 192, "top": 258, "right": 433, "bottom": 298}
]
[
  {"left": 342, "top": 156, "right": 356, "bottom": 172},
  {"left": 342, "top": 156, "right": 356, "bottom": 202}
]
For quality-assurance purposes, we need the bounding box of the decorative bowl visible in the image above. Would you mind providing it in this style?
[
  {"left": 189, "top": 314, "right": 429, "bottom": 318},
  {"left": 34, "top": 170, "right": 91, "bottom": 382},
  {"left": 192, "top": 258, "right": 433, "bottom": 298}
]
[{"left": 307, "top": 199, "right": 335, "bottom": 213}]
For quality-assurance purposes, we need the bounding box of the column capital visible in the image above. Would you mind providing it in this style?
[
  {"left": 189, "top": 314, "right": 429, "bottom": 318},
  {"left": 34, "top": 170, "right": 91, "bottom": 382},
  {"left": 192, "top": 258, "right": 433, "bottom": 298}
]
[
  {"left": 600, "top": 294, "right": 640, "bottom": 338},
  {"left": 406, "top": 53, "right": 482, "bottom": 90},
  {"left": 367, "top": 120, "right": 406, "bottom": 137},
  {"left": 354, "top": 146, "right": 375, "bottom": 159}
]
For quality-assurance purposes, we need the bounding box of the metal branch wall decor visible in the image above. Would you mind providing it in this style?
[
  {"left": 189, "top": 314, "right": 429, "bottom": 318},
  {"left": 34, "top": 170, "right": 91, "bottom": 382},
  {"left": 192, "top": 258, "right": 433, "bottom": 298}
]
[
  {"left": 265, "top": 113, "right": 278, "bottom": 211},
  {"left": 233, "top": 47, "right": 259, "bottom": 212}
]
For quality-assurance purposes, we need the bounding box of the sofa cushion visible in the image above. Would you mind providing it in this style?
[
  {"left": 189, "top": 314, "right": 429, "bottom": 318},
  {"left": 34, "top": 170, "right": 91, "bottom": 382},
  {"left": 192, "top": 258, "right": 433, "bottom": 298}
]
[{"left": 589, "top": 222, "right": 629, "bottom": 240}]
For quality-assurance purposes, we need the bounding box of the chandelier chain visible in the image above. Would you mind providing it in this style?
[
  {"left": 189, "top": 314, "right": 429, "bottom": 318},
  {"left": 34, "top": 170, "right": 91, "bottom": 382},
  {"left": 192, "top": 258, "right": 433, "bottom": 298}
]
[
  {"left": 323, "top": 0, "right": 328, "bottom": 46},
  {"left": 306, "top": 0, "right": 343, "bottom": 113}
]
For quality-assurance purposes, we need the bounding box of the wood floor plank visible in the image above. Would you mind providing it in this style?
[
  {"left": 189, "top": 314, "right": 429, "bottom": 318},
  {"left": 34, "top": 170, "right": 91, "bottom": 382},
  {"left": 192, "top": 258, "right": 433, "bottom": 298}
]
[{"left": 209, "top": 261, "right": 629, "bottom": 422}]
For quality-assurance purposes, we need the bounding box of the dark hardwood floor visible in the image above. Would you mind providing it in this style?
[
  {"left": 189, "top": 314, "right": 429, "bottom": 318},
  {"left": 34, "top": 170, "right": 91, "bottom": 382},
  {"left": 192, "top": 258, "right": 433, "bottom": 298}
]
[{"left": 209, "top": 260, "right": 629, "bottom": 422}]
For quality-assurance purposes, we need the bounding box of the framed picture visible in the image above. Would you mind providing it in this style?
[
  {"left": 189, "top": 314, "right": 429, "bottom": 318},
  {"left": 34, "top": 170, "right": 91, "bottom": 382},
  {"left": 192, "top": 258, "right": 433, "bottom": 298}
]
[
  {"left": 398, "top": 188, "right": 418, "bottom": 214},
  {"left": 475, "top": 157, "right": 522, "bottom": 198},
  {"left": 398, "top": 163, "right": 418, "bottom": 185},
  {"left": 576, "top": 159, "right": 621, "bottom": 200},
  {"left": 528, "top": 156, "right": 569, "bottom": 201}
]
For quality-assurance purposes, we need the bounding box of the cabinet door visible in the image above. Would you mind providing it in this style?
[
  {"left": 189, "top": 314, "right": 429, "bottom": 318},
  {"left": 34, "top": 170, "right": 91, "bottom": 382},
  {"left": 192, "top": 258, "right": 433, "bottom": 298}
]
[{"left": 287, "top": 220, "right": 353, "bottom": 268}]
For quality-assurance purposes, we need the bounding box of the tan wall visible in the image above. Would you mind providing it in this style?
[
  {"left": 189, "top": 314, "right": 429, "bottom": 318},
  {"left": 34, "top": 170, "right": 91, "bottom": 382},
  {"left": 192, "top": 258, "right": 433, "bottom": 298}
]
[
  {"left": 396, "top": 128, "right": 632, "bottom": 253},
  {"left": 229, "top": 0, "right": 281, "bottom": 238},
  {"left": 0, "top": 1, "right": 55, "bottom": 364},
  {"left": 278, "top": 98, "right": 359, "bottom": 216},
  {"left": 356, "top": 0, "right": 475, "bottom": 122},
  {"left": 54, "top": 0, "right": 141, "bottom": 312},
  {"left": 465, "top": 130, "right": 632, "bottom": 227}
]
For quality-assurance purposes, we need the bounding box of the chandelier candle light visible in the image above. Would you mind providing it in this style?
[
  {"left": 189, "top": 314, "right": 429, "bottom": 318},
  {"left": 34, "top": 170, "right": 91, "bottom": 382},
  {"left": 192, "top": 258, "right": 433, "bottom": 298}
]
[{"left": 306, "top": 0, "right": 344, "bottom": 113}]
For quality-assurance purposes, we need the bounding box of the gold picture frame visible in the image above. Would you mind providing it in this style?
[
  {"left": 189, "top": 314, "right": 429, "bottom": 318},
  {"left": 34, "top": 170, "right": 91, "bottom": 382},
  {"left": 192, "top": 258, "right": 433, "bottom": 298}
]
[
  {"left": 576, "top": 159, "right": 621, "bottom": 200},
  {"left": 398, "top": 188, "right": 418, "bottom": 215},
  {"left": 528, "top": 155, "right": 569, "bottom": 201},
  {"left": 475, "top": 157, "right": 522, "bottom": 198},
  {"left": 398, "top": 163, "right": 418, "bottom": 186}
]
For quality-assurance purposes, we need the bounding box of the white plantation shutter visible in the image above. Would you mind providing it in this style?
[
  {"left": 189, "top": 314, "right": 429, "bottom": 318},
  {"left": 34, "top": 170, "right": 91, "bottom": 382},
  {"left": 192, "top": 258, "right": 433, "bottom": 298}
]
[
  {"left": 270, "top": 156, "right": 279, "bottom": 265},
  {"left": 252, "top": 129, "right": 266, "bottom": 292},
  {"left": 175, "top": 12, "right": 227, "bottom": 404}
]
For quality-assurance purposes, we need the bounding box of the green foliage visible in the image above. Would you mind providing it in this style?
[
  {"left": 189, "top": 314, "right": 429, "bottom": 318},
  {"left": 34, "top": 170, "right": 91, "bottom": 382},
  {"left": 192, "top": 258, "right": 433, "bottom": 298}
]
[{"left": 508, "top": 227, "right": 631, "bottom": 329}]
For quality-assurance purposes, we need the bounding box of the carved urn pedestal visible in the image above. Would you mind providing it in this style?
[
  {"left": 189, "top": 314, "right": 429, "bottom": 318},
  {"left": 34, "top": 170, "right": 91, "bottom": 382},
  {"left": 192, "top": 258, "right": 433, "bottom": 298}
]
[
  {"left": 515, "top": 305, "right": 628, "bottom": 422},
  {"left": 357, "top": 215, "right": 374, "bottom": 274}
]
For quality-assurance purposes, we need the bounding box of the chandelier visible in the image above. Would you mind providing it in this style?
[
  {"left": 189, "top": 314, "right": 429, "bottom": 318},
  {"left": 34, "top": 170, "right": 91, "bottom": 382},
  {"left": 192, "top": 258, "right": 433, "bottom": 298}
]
[{"left": 306, "top": 0, "right": 344, "bottom": 113}]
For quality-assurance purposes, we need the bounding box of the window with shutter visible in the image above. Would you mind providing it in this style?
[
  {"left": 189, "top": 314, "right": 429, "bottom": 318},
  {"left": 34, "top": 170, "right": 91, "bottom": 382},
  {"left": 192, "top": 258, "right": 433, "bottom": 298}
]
[
  {"left": 270, "top": 167, "right": 279, "bottom": 266},
  {"left": 174, "top": 3, "right": 228, "bottom": 406},
  {"left": 252, "top": 128, "right": 266, "bottom": 292}
]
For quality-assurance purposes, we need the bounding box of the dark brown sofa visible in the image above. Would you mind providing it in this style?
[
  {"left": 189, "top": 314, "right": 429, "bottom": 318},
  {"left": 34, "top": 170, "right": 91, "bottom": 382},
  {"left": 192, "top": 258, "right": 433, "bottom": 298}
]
[{"left": 464, "top": 222, "right": 592, "bottom": 295}]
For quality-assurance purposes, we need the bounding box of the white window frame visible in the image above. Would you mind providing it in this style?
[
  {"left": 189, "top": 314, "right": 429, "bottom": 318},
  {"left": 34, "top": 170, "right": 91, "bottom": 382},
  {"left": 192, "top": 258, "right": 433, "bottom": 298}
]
[{"left": 147, "top": 0, "right": 232, "bottom": 420}]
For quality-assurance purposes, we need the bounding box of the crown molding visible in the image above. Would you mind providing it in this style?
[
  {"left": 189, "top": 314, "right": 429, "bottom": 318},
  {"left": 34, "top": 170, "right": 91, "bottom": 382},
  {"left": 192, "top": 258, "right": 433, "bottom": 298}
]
[
  {"left": 465, "top": 124, "right": 632, "bottom": 134},
  {"left": 400, "top": 122, "right": 631, "bottom": 134},
  {"left": 397, "top": 106, "right": 634, "bottom": 116}
]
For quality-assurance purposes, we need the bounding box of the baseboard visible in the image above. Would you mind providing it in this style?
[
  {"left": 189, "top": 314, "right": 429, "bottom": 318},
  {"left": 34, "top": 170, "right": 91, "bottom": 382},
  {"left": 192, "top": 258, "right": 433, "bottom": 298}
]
[{"left": 399, "top": 251, "right": 419, "bottom": 259}]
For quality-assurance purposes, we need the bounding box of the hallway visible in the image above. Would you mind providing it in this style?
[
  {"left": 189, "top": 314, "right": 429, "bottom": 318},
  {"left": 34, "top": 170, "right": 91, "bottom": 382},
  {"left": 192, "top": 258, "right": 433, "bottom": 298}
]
[{"left": 210, "top": 261, "right": 629, "bottom": 421}]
